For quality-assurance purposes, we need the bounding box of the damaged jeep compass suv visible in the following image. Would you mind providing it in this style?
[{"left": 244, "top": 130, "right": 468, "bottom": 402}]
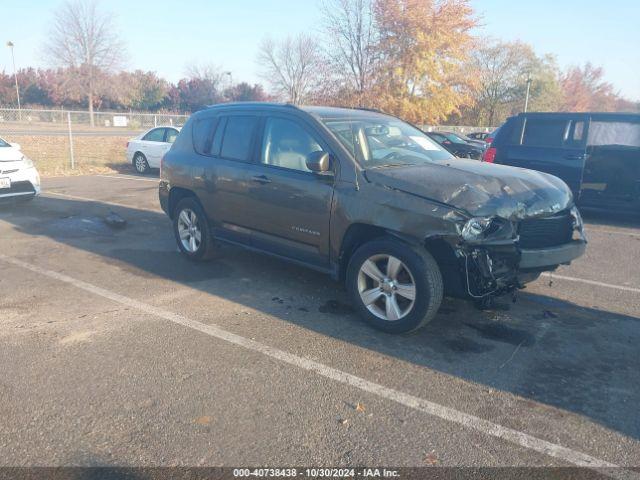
[{"left": 160, "top": 103, "right": 586, "bottom": 333}]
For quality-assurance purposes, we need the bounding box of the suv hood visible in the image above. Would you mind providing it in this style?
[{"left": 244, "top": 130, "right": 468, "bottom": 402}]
[{"left": 364, "top": 158, "right": 573, "bottom": 220}]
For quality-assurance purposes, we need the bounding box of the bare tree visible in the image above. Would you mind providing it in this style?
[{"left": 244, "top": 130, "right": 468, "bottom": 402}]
[
  {"left": 320, "top": 0, "right": 378, "bottom": 104},
  {"left": 257, "top": 34, "right": 322, "bottom": 104},
  {"left": 44, "top": 0, "right": 125, "bottom": 126}
]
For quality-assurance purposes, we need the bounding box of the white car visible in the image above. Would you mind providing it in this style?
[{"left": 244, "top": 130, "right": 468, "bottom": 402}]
[
  {"left": 0, "top": 137, "right": 40, "bottom": 203},
  {"left": 126, "top": 126, "right": 181, "bottom": 174}
]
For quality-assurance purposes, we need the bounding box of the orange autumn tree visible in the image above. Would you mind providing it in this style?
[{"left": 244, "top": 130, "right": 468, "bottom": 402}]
[{"left": 372, "top": 0, "right": 476, "bottom": 124}]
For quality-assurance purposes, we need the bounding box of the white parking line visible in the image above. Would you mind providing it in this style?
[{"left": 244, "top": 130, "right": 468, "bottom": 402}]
[
  {"left": 96, "top": 174, "right": 159, "bottom": 183},
  {"left": 43, "top": 191, "right": 161, "bottom": 213},
  {"left": 542, "top": 273, "right": 640, "bottom": 294},
  {"left": 586, "top": 226, "right": 640, "bottom": 238},
  {"left": 0, "top": 254, "right": 636, "bottom": 480}
]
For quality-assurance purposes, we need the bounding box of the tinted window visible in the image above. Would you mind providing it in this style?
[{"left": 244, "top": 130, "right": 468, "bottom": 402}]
[
  {"left": 522, "top": 119, "right": 569, "bottom": 147},
  {"left": 261, "top": 118, "right": 323, "bottom": 173},
  {"left": 0, "top": 137, "right": 9, "bottom": 147},
  {"left": 143, "top": 128, "right": 165, "bottom": 142},
  {"left": 220, "top": 116, "right": 259, "bottom": 161},
  {"left": 193, "top": 118, "right": 218, "bottom": 155},
  {"left": 165, "top": 128, "right": 179, "bottom": 144}
]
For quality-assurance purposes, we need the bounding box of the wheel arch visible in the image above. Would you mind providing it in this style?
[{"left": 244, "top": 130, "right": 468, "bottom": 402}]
[
  {"left": 168, "top": 187, "right": 200, "bottom": 219},
  {"left": 337, "top": 223, "right": 460, "bottom": 287}
]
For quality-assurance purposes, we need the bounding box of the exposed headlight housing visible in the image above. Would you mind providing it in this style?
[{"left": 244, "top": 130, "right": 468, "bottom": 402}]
[
  {"left": 21, "top": 155, "right": 34, "bottom": 168},
  {"left": 570, "top": 206, "right": 586, "bottom": 241},
  {"left": 461, "top": 217, "right": 493, "bottom": 241}
]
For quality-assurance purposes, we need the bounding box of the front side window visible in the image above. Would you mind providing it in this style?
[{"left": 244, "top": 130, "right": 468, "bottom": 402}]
[
  {"left": 261, "top": 118, "right": 323, "bottom": 173},
  {"left": 220, "top": 116, "right": 259, "bottom": 161},
  {"left": 143, "top": 128, "right": 165, "bottom": 142},
  {"left": 588, "top": 121, "right": 640, "bottom": 148},
  {"left": 324, "top": 118, "right": 452, "bottom": 168},
  {"left": 0, "top": 137, "right": 9, "bottom": 148}
]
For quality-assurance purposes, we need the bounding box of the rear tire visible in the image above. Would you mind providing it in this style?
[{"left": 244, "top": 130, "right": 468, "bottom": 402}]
[
  {"left": 133, "top": 152, "right": 150, "bottom": 174},
  {"left": 173, "top": 197, "right": 215, "bottom": 261},
  {"left": 346, "top": 237, "right": 443, "bottom": 334}
]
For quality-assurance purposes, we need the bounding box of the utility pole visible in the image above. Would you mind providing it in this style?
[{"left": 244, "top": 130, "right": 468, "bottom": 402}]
[
  {"left": 524, "top": 73, "right": 532, "bottom": 113},
  {"left": 6, "top": 41, "right": 22, "bottom": 121}
]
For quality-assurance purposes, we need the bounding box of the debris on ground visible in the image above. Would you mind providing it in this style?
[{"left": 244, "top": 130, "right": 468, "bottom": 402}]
[
  {"left": 195, "top": 416, "right": 212, "bottom": 425},
  {"left": 103, "top": 211, "right": 127, "bottom": 229},
  {"left": 424, "top": 451, "right": 438, "bottom": 465},
  {"left": 355, "top": 402, "right": 366, "bottom": 413}
]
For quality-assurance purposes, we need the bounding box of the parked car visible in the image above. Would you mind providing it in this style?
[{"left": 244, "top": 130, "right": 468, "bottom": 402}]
[
  {"left": 126, "top": 126, "right": 181, "bottom": 174},
  {"left": 467, "top": 132, "right": 490, "bottom": 142},
  {"left": 0, "top": 136, "right": 40, "bottom": 203},
  {"left": 159, "top": 103, "right": 586, "bottom": 333},
  {"left": 484, "top": 112, "right": 640, "bottom": 214},
  {"left": 426, "top": 131, "right": 484, "bottom": 159}
]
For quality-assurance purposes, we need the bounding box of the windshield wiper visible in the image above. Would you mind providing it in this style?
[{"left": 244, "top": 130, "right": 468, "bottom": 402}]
[{"left": 369, "top": 163, "right": 417, "bottom": 169}]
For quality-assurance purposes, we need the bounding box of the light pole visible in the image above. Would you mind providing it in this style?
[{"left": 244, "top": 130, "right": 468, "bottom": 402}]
[
  {"left": 524, "top": 73, "right": 532, "bottom": 113},
  {"left": 6, "top": 41, "right": 22, "bottom": 121}
]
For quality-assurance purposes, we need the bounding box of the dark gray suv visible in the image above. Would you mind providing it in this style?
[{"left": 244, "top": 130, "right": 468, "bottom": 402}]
[{"left": 160, "top": 103, "right": 586, "bottom": 333}]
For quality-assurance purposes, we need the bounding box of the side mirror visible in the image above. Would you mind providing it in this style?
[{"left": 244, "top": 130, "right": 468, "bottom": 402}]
[
  {"left": 306, "top": 151, "right": 332, "bottom": 173},
  {"left": 9, "top": 142, "right": 21, "bottom": 150}
]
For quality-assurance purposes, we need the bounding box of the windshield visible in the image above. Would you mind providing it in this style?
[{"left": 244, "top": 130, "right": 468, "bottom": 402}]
[
  {"left": 323, "top": 118, "right": 453, "bottom": 168},
  {"left": 444, "top": 133, "right": 467, "bottom": 143},
  {"left": 0, "top": 137, "right": 10, "bottom": 148}
]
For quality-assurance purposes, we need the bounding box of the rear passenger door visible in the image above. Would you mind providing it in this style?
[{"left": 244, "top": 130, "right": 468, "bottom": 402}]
[
  {"left": 190, "top": 114, "right": 261, "bottom": 245},
  {"left": 502, "top": 115, "right": 588, "bottom": 197},
  {"left": 141, "top": 128, "right": 167, "bottom": 167}
]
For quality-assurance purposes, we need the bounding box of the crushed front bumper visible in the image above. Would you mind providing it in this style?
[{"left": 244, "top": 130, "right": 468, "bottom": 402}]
[{"left": 519, "top": 240, "right": 586, "bottom": 269}]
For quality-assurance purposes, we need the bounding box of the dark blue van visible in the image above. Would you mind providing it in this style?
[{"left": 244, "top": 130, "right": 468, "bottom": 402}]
[{"left": 485, "top": 112, "right": 640, "bottom": 213}]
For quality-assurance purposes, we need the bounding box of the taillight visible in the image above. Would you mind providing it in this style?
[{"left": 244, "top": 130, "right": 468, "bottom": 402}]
[
  {"left": 485, "top": 137, "right": 494, "bottom": 144},
  {"left": 483, "top": 147, "right": 497, "bottom": 163}
]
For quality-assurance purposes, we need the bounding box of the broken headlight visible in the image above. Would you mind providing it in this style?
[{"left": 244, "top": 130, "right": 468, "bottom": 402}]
[
  {"left": 570, "top": 206, "right": 583, "bottom": 231},
  {"left": 461, "top": 217, "right": 493, "bottom": 241},
  {"left": 570, "top": 206, "right": 586, "bottom": 241}
]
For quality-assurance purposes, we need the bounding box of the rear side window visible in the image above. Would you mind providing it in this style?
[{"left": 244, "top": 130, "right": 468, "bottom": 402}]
[
  {"left": 193, "top": 118, "right": 218, "bottom": 155},
  {"left": 522, "top": 118, "right": 569, "bottom": 147},
  {"left": 220, "top": 116, "right": 259, "bottom": 161},
  {"left": 143, "top": 128, "right": 165, "bottom": 142}
]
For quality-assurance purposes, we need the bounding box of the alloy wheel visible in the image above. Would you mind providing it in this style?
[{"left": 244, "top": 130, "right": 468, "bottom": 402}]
[
  {"left": 177, "top": 208, "right": 202, "bottom": 253},
  {"left": 357, "top": 254, "right": 416, "bottom": 321}
]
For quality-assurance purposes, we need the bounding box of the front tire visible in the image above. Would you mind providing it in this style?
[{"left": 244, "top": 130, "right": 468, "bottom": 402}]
[
  {"left": 173, "top": 197, "right": 215, "bottom": 261},
  {"left": 346, "top": 238, "right": 443, "bottom": 334},
  {"left": 133, "top": 152, "right": 150, "bottom": 174}
]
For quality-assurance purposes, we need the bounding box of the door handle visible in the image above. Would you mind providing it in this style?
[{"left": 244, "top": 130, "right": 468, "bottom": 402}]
[
  {"left": 564, "top": 154, "right": 585, "bottom": 160},
  {"left": 251, "top": 175, "right": 272, "bottom": 184}
]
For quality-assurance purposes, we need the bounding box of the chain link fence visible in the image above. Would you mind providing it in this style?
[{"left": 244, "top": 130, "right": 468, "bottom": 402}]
[
  {"left": 0, "top": 108, "right": 189, "bottom": 176},
  {"left": 0, "top": 107, "right": 189, "bottom": 129},
  {"left": 0, "top": 107, "right": 493, "bottom": 176}
]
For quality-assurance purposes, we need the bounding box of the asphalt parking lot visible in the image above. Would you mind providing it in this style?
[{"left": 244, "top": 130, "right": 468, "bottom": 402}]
[{"left": 1, "top": 174, "right": 639, "bottom": 474}]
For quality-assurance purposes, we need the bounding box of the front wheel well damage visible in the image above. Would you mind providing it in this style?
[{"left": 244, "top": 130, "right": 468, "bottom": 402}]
[{"left": 337, "top": 224, "right": 458, "bottom": 285}]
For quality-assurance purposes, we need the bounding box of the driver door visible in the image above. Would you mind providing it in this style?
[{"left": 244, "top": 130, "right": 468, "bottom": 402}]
[{"left": 240, "top": 115, "right": 335, "bottom": 268}]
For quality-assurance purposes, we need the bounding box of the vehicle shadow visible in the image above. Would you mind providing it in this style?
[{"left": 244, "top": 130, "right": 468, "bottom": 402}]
[
  {"left": 104, "top": 162, "right": 159, "bottom": 177},
  {"left": 581, "top": 207, "right": 640, "bottom": 229},
  {"left": 2, "top": 197, "right": 639, "bottom": 441}
]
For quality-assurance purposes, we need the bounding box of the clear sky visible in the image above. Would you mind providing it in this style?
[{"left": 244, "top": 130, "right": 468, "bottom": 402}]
[{"left": 1, "top": 0, "right": 639, "bottom": 100}]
